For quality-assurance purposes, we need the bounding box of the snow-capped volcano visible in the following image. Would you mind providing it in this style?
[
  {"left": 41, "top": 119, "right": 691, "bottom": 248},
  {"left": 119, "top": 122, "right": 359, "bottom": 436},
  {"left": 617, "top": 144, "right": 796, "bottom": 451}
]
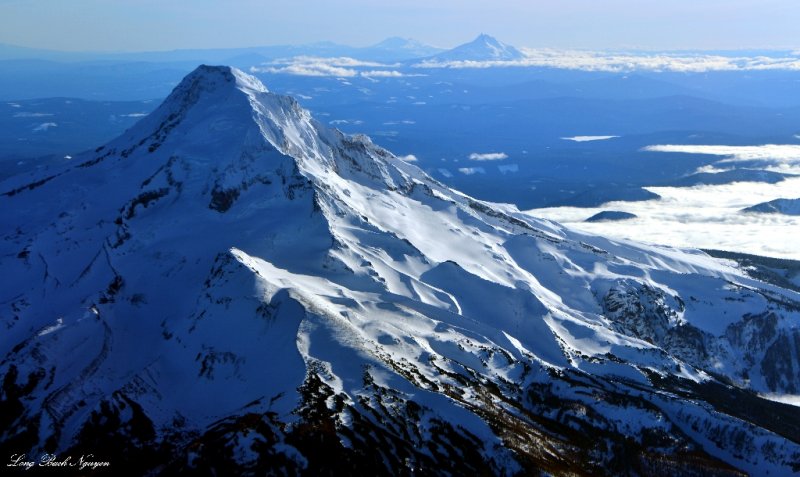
[
  {"left": 427, "top": 34, "right": 525, "bottom": 62},
  {"left": 2, "top": 66, "right": 800, "bottom": 475},
  {"left": 368, "top": 37, "right": 444, "bottom": 59}
]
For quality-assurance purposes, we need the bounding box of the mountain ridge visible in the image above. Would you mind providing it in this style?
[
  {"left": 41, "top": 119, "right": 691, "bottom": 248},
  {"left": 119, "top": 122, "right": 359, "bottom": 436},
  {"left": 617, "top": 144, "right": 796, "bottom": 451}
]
[{"left": 743, "top": 197, "right": 800, "bottom": 215}]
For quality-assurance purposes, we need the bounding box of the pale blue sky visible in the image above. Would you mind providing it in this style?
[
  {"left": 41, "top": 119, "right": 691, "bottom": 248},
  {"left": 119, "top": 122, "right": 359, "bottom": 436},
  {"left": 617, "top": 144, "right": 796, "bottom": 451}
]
[{"left": 1, "top": 0, "right": 799, "bottom": 51}]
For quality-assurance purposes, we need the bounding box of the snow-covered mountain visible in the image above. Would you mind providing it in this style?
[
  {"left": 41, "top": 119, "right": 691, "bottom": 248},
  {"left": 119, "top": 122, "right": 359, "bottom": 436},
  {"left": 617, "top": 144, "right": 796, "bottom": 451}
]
[
  {"left": 2, "top": 65, "right": 800, "bottom": 475},
  {"left": 743, "top": 197, "right": 800, "bottom": 215},
  {"left": 424, "top": 34, "right": 525, "bottom": 62},
  {"left": 366, "top": 37, "right": 445, "bottom": 60}
]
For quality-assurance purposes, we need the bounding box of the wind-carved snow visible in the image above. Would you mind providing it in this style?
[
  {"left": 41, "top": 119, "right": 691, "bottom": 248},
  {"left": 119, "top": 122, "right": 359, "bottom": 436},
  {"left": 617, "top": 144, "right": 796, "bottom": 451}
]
[{"left": 2, "top": 65, "right": 800, "bottom": 475}]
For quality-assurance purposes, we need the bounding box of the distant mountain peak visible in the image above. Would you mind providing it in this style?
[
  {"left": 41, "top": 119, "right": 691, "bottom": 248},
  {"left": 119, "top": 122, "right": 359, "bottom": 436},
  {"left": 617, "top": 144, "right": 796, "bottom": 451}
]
[
  {"left": 372, "top": 37, "right": 424, "bottom": 48},
  {"left": 427, "top": 34, "right": 525, "bottom": 62},
  {"left": 365, "top": 37, "right": 445, "bottom": 60}
]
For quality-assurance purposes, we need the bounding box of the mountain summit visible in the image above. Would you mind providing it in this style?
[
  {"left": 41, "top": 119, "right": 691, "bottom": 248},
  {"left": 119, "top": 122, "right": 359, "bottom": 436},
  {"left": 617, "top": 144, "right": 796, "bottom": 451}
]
[
  {"left": 427, "top": 34, "right": 525, "bottom": 62},
  {"left": 2, "top": 66, "right": 800, "bottom": 475},
  {"left": 367, "top": 37, "right": 444, "bottom": 59}
]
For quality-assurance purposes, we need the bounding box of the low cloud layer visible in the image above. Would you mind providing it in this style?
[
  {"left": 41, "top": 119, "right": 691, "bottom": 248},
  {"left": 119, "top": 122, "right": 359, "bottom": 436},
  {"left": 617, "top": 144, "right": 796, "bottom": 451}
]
[
  {"left": 526, "top": 143, "right": 800, "bottom": 259},
  {"left": 468, "top": 152, "right": 508, "bottom": 161},
  {"left": 458, "top": 167, "right": 486, "bottom": 175},
  {"left": 563, "top": 135, "right": 619, "bottom": 142},
  {"left": 252, "top": 56, "right": 423, "bottom": 78},
  {"left": 645, "top": 144, "right": 800, "bottom": 174},
  {"left": 361, "top": 70, "right": 419, "bottom": 78},
  {"left": 438, "top": 168, "right": 453, "bottom": 178},
  {"left": 33, "top": 122, "right": 57, "bottom": 131},
  {"left": 329, "top": 119, "right": 363, "bottom": 125},
  {"left": 414, "top": 50, "right": 800, "bottom": 73},
  {"left": 528, "top": 156, "right": 800, "bottom": 260},
  {"left": 14, "top": 112, "right": 54, "bottom": 118}
]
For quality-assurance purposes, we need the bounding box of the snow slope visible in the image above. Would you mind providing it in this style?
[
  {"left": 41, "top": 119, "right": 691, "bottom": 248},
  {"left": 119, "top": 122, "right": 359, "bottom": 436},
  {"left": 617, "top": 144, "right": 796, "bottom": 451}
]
[{"left": 2, "top": 66, "right": 800, "bottom": 475}]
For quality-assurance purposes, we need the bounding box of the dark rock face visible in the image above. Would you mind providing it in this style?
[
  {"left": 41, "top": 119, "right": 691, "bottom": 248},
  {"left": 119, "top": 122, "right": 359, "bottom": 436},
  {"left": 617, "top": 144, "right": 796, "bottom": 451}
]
[
  {"left": 602, "top": 281, "right": 682, "bottom": 345},
  {"left": 762, "top": 330, "right": 800, "bottom": 393},
  {"left": 39, "top": 367, "right": 764, "bottom": 477},
  {"left": 725, "top": 312, "right": 779, "bottom": 368},
  {"left": 602, "top": 284, "right": 800, "bottom": 395}
]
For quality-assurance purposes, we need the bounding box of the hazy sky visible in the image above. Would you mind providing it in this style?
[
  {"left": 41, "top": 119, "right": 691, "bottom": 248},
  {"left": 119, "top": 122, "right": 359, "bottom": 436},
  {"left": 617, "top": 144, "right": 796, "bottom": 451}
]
[{"left": 1, "top": 0, "right": 799, "bottom": 52}]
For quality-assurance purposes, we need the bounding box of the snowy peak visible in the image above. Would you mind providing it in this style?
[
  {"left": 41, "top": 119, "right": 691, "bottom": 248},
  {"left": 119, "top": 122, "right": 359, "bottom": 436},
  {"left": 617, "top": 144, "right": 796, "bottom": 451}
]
[
  {"left": 371, "top": 36, "right": 439, "bottom": 53},
  {"left": 149, "top": 64, "right": 272, "bottom": 121},
  {"left": 1, "top": 65, "right": 414, "bottom": 228},
  {"left": 177, "top": 64, "right": 269, "bottom": 95},
  {"left": 116, "top": 65, "right": 271, "bottom": 152},
  {"left": 431, "top": 33, "right": 525, "bottom": 62},
  {"left": 104, "top": 64, "right": 332, "bottom": 179},
  {"left": 148, "top": 64, "right": 269, "bottom": 119},
  {"left": 364, "top": 37, "right": 445, "bottom": 60},
  {"left": 373, "top": 36, "right": 425, "bottom": 49}
]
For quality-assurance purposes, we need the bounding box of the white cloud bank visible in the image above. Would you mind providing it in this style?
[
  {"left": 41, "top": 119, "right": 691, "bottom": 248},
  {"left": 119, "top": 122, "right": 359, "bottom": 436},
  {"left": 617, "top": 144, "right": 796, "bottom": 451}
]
[
  {"left": 458, "top": 167, "right": 486, "bottom": 175},
  {"left": 563, "top": 135, "right": 619, "bottom": 142},
  {"left": 529, "top": 144, "right": 800, "bottom": 260},
  {"left": 252, "top": 56, "right": 425, "bottom": 78},
  {"left": 468, "top": 152, "right": 508, "bottom": 161},
  {"left": 14, "top": 112, "right": 54, "bottom": 118},
  {"left": 529, "top": 178, "right": 800, "bottom": 260},
  {"left": 329, "top": 119, "right": 363, "bottom": 125},
  {"left": 257, "top": 63, "right": 358, "bottom": 77},
  {"left": 361, "top": 70, "right": 417, "bottom": 78},
  {"left": 438, "top": 168, "right": 453, "bottom": 178},
  {"left": 414, "top": 49, "right": 800, "bottom": 73},
  {"left": 645, "top": 144, "right": 800, "bottom": 174},
  {"left": 33, "top": 122, "right": 57, "bottom": 131}
]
